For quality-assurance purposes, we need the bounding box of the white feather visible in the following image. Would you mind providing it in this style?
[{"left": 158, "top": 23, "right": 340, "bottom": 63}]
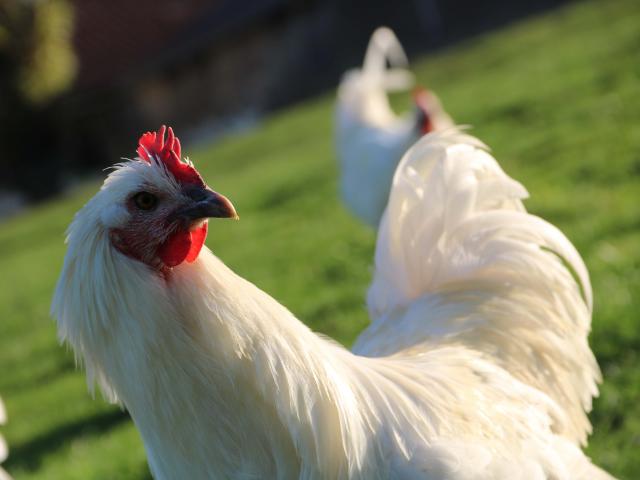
[
  {"left": 336, "top": 27, "right": 454, "bottom": 227},
  {"left": 0, "top": 397, "right": 11, "bottom": 480},
  {"left": 52, "top": 152, "right": 613, "bottom": 478},
  {"left": 358, "top": 129, "right": 600, "bottom": 446}
]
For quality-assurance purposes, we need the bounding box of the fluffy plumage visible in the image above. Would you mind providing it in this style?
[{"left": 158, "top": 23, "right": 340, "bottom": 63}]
[
  {"left": 52, "top": 127, "right": 613, "bottom": 479},
  {"left": 336, "top": 27, "right": 453, "bottom": 227},
  {"left": 0, "top": 397, "right": 11, "bottom": 480},
  {"left": 358, "top": 129, "right": 601, "bottom": 446}
]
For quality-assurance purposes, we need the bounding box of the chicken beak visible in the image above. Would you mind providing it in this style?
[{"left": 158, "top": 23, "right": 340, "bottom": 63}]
[{"left": 179, "top": 187, "right": 239, "bottom": 222}]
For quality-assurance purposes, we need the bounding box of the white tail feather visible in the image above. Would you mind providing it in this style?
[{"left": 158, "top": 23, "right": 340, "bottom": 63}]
[
  {"left": 358, "top": 27, "right": 415, "bottom": 110},
  {"left": 363, "top": 27, "right": 409, "bottom": 70},
  {"left": 356, "top": 129, "right": 601, "bottom": 445},
  {"left": 336, "top": 27, "right": 415, "bottom": 130}
]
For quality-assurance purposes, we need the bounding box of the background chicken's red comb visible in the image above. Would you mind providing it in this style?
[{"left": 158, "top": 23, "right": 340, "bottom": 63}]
[
  {"left": 412, "top": 86, "right": 430, "bottom": 106},
  {"left": 137, "top": 125, "right": 204, "bottom": 186},
  {"left": 412, "top": 87, "right": 434, "bottom": 134}
]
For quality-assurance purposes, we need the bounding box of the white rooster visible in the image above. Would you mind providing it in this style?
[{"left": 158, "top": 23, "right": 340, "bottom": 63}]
[
  {"left": 0, "top": 397, "right": 11, "bottom": 480},
  {"left": 53, "top": 126, "right": 613, "bottom": 479},
  {"left": 336, "top": 27, "right": 453, "bottom": 228}
]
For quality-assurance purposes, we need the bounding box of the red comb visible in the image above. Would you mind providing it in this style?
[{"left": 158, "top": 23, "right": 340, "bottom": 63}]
[
  {"left": 412, "top": 86, "right": 431, "bottom": 107},
  {"left": 413, "top": 87, "right": 435, "bottom": 135},
  {"left": 137, "top": 125, "right": 204, "bottom": 187}
]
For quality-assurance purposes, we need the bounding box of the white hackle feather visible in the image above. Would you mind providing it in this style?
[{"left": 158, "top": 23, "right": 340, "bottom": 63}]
[
  {"left": 0, "top": 397, "right": 11, "bottom": 480},
  {"left": 52, "top": 145, "right": 613, "bottom": 479},
  {"left": 358, "top": 128, "right": 601, "bottom": 446},
  {"left": 336, "top": 27, "right": 454, "bottom": 227}
]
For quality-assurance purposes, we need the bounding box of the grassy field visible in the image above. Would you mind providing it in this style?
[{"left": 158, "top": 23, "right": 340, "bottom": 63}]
[{"left": 1, "top": 0, "right": 638, "bottom": 478}]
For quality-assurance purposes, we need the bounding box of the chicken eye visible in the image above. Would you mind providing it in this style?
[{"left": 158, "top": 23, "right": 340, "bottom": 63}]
[{"left": 133, "top": 191, "right": 158, "bottom": 211}]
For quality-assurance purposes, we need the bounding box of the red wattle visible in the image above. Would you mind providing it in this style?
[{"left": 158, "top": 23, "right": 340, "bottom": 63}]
[
  {"left": 157, "top": 223, "right": 208, "bottom": 267},
  {"left": 186, "top": 223, "right": 208, "bottom": 263},
  {"left": 413, "top": 87, "right": 435, "bottom": 134}
]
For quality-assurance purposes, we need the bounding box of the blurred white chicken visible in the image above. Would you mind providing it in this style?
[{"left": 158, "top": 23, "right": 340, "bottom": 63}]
[
  {"left": 0, "top": 397, "right": 11, "bottom": 480},
  {"left": 336, "top": 27, "right": 453, "bottom": 227},
  {"left": 53, "top": 126, "right": 612, "bottom": 479}
]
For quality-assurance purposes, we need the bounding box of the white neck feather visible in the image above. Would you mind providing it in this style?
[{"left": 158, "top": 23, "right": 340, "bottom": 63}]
[{"left": 52, "top": 205, "right": 382, "bottom": 478}]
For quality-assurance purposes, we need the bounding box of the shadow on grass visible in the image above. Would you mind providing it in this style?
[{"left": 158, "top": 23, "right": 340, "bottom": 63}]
[
  {"left": 143, "top": 467, "right": 154, "bottom": 479},
  {"left": 6, "top": 408, "right": 130, "bottom": 472},
  {"left": 1, "top": 356, "right": 76, "bottom": 394}
]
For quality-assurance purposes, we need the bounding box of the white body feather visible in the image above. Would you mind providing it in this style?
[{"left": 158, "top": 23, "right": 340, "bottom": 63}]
[
  {"left": 52, "top": 134, "right": 612, "bottom": 479},
  {"left": 0, "top": 397, "right": 11, "bottom": 480},
  {"left": 336, "top": 27, "right": 454, "bottom": 227},
  {"left": 358, "top": 129, "right": 601, "bottom": 446}
]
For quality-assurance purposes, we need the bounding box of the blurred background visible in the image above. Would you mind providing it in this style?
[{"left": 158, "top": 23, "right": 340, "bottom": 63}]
[
  {"left": 0, "top": 0, "right": 638, "bottom": 478},
  {"left": 1, "top": 0, "right": 570, "bottom": 208}
]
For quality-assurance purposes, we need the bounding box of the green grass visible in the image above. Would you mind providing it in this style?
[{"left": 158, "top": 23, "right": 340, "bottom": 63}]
[{"left": 1, "top": 0, "right": 639, "bottom": 477}]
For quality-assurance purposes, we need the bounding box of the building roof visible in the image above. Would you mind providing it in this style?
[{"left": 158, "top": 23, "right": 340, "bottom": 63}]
[
  {"left": 72, "top": 0, "right": 215, "bottom": 88},
  {"left": 72, "top": 0, "right": 288, "bottom": 89}
]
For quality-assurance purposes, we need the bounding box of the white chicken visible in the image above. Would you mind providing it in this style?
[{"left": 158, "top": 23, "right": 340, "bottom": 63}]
[
  {"left": 336, "top": 26, "right": 453, "bottom": 228},
  {"left": 0, "top": 397, "right": 11, "bottom": 480},
  {"left": 52, "top": 126, "right": 612, "bottom": 479}
]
